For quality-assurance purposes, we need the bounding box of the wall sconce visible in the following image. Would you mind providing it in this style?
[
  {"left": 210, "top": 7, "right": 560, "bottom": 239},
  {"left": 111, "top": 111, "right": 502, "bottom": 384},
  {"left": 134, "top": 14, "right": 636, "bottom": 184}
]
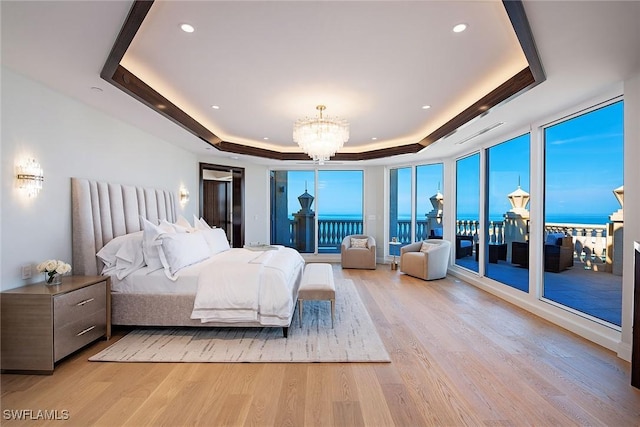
[
  {"left": 179, "top": 187, "right": 190, "bottom": 204},
  {"left": 16, "top": 158, "right": 44, "bottom": 198}
]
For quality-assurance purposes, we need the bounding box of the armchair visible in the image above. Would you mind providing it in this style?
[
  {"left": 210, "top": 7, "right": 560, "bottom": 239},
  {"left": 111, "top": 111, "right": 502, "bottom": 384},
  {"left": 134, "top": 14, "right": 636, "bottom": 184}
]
[
  {"left": 400, "top": 239, "right": 451, "bottom": 280},
  {"left": 341, "top": 235, "right": 376, "bottom": 269}
]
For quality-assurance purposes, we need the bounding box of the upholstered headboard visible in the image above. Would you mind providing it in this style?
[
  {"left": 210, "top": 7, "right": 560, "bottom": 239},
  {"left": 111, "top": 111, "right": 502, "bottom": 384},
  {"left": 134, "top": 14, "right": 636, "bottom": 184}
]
[{"left": 71, "top": 177, "right": 177, "bottom": 276}]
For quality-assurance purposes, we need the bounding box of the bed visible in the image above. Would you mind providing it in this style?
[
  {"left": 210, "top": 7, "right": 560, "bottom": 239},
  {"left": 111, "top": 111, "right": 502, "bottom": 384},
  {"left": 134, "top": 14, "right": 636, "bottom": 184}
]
[{"left": 71, "top": 178, "right": 304, "bottom": 337}]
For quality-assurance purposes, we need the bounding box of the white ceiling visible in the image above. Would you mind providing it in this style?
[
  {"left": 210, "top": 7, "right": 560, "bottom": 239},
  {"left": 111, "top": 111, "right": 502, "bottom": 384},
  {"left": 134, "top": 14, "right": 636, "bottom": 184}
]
[{"left": 2, "top": 1, "right": 639, "bottom": 166}]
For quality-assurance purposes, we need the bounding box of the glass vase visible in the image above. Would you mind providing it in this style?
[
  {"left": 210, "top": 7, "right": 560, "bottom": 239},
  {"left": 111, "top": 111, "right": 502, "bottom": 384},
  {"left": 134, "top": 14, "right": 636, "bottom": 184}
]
[{"left": 46, "top": 273, "right": 62, "bottom": 286}]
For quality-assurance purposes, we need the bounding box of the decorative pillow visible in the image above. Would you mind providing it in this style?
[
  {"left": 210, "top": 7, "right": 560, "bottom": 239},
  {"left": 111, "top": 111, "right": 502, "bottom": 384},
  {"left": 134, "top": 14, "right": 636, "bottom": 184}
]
[
  {"left": 141, "top": 217, "right": 173, "bottom": 272},
  {"left": 350, "top": 237, "right": 369, "bottom": 249},
  {"left": 157, "top": 232, "right": 210, "bottom": 280},
  {"left": 197, "top": 228, "right": 231, "bottom": 255},
  {"left": 97, "top": 231, "right": 143, "bottom": 269},
  {"left": 420, "top": 242, "right": 439, "bottom": 253},
  {"left": 545, "top": 232, "right": 564, "bottom": 245}
]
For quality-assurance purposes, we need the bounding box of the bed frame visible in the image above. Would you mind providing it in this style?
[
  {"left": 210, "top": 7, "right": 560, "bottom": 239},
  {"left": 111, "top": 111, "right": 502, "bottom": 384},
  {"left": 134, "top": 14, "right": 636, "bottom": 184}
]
[{"left": 71, "top": 178, "right": 299, "bottom": 337}]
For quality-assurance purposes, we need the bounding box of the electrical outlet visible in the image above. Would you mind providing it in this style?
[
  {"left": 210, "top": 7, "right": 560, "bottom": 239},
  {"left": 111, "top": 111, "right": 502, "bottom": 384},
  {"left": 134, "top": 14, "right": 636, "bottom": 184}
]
[{"left": 21, "top": 264, "right": 32, "bottom": 280}]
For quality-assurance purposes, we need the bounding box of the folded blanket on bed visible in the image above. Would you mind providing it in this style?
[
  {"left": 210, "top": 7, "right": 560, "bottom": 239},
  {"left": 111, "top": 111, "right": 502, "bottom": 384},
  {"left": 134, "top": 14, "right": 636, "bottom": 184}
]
[{"left": 190, "top": 246, "right": 304, "bottom": 324}]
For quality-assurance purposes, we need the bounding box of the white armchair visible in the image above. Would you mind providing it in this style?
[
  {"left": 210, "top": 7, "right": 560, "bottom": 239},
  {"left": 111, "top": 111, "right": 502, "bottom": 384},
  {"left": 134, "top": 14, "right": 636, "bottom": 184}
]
[
  {"left": 400, "top": 239, "right": 451, "bottom": 280},
  {"left": 341, "top": 235, "right": 376, "bottom": 269}
]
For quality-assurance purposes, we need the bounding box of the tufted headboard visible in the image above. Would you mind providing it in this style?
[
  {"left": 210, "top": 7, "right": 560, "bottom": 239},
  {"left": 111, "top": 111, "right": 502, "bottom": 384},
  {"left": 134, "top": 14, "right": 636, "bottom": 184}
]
[{"left": 71, "top": 177, "right": 177, "bottom": 276}]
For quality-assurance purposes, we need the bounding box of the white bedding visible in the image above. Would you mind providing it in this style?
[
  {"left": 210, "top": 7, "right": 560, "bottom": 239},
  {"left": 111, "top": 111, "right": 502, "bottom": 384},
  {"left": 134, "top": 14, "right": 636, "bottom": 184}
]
[
  {"left": 109, "top": 246, "right": 305, "bottom": 326},
  {"left": 191, "top": 247, "right": 303, "bottom": 324},
  {"left": 110, "top": 259, "right": 213, "bottom": 294}
]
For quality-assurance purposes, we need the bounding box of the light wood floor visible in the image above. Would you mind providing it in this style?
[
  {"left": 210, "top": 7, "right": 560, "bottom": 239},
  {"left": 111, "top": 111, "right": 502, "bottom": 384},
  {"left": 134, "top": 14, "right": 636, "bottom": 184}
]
[{"left": 2, "top": 266, "right": 639, "bottom": 426}]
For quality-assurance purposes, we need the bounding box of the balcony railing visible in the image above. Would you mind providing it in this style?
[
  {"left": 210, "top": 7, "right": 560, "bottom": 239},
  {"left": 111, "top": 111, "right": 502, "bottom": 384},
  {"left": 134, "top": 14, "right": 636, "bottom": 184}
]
[
  {"left": 453, "top": 219, "right": 610, "bottom": 271},
  {"left": 390, "top": 220, "right": 428, "bottom": 243},
  {"left": 288, "top": 218, "right": 363, "bottom": 251},
  {"left": 286, "top": 216, "right": 612, "bottom": 270},
  {"left": 318, "top": 219, "right": 363, "bottom": 248}
]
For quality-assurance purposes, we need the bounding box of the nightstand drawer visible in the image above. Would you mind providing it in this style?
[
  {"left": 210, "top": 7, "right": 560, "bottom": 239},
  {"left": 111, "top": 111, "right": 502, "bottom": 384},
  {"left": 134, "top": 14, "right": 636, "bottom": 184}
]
[
  {"left": 54, "top": 281, "right": 106, "bottom": 328},
  {"left": 54, "top": 309, "right": 106, "bottom": 361}
]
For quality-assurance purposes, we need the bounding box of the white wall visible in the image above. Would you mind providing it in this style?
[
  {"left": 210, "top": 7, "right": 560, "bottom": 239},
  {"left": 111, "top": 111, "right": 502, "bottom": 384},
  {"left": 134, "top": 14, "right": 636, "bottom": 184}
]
[
  {"left": 1, "top": 68, "right": 198, "bottom": 290},
  {"left": 620, "top": 71, "right": 640, "bottom": 359}
]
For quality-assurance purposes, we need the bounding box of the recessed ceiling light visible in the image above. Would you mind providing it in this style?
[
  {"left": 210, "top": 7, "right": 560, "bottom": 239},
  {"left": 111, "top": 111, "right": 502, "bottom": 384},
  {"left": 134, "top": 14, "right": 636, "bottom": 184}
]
[
  {"left": 180, "top": 23, "right": 195, "bottom": 33},
  {"left": 263, "top": 137, "right": 269, "bottom": 140},
  {"left": 453, "top": 23, "right": 467, "bottom": 33},
  {"left": 371, "top": 137, "right": 377, "bottom": 141},
  {"left": 211, "top": 105, "right": 220, "bottom": 110},
  {"left": 422, "top": 105, "right": 431, "bottom": 110}
]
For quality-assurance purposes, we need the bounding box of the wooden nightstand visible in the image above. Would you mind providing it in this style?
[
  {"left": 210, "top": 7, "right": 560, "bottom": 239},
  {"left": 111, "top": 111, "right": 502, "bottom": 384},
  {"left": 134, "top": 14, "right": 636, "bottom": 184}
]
[{"left": 1, "top": 275, "right": 111, "bottom": 374}]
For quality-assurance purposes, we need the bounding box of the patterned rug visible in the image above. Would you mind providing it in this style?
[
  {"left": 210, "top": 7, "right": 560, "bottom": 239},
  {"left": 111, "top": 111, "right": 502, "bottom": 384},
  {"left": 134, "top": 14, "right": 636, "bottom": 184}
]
[{"left": 89, "top": 279, "right": 390, "bottom": 363}]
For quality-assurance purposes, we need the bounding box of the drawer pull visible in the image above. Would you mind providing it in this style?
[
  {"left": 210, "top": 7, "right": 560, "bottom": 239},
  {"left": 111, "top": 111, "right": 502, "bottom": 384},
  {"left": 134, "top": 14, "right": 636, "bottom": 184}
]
[
  {"left": 76, "top": 325, "right": 96, "bottom": 336},
  {"left": 76, "top": 298, "right": 95, "bottom": 306}
]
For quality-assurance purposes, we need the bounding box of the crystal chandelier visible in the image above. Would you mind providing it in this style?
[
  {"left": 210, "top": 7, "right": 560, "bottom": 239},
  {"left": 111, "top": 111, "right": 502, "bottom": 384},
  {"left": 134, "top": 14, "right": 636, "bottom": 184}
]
[{"left": 293, "top": 105, "right": 349, "bottom": 164}]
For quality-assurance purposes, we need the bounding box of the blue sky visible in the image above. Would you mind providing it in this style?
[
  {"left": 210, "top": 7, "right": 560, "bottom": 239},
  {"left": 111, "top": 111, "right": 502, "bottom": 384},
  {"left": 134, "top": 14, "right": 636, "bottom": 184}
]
[
  {"left": 282, "top": 101, "right": 623, "bottom": 223},
  {"left": 544, "top": 101, "right": 623, "bottom": 219},
  {"left": 286, "top": 170, "right": 363, "bottom": 216}
]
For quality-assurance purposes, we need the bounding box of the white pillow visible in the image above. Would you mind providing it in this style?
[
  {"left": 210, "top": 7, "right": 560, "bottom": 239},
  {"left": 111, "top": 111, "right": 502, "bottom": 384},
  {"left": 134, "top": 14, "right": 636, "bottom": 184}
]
[
  {"left": 141, "top": 217, "right": 172, "bottom": 272},
  {"left": 176, "top": 215, "right": 194, "bottom": 231},
  {"left": 350, "top": 237, "right": 369, "bottom": 249},
  {"left": 112, "top": 234, "right": 145, "bottom": 279},
  {"left": 157, "top": 232, "right": 210, "bottom": 280},
  {"left": 193, "top": 215, "right": 214, "bottom": 230},
  {"left": 420, "top": 242, "right": 439, "bottom": 253},
  {"left": 160, "top": 219, "right": 189, "bottom": 234},
  {"left": 97, "top": 231, "right": 143, "bottom": 268},
  {"left": 198, "top": 228, "right": 231, "bottom": 255}
]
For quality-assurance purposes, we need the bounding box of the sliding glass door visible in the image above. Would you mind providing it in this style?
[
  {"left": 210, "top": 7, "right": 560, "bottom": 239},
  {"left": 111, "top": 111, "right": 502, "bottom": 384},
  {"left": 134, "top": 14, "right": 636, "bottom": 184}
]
[
  {"left": 543, "top": 100, "right": 623, "bottom": 326},
  {"left": 455, "top": 153, "right": 480, "bottom": 271},
  {"left": 485, "top": 134, "right": 530, "bottom": 291},
  {"left": 389, "top": 167, "right": 412, "bottom": 244},
  {"left": 415, "top": 163, "right": 444, "bottom": 241},
  {"left": 270, "top": 169, "right": 364, "bottom": 254}
]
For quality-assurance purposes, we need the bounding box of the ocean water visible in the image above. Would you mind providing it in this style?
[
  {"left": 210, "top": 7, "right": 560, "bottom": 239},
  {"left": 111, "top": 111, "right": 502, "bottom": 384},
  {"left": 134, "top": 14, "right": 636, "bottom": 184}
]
[{"left": 290, "top": 212, "right": 614, "bottom": 225}]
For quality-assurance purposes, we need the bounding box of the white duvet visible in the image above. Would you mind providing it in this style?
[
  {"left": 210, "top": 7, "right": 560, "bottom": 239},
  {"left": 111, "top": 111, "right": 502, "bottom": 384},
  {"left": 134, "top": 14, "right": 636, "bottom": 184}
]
[{"left": 190, "top": 246, "right": 305, "bottom": 325}]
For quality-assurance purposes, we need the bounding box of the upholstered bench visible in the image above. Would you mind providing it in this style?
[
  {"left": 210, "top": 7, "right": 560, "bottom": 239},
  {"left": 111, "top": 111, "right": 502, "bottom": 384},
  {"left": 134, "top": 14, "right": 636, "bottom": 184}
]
[{"left": 298, "top": 263, "right": 335, "bottom": 328}]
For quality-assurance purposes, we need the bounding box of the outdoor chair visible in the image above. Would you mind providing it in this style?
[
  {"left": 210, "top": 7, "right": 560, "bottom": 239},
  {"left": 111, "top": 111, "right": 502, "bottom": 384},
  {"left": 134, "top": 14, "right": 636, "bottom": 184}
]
[{"left": 455, "top": 235, "right": 474, "bottom": 259}]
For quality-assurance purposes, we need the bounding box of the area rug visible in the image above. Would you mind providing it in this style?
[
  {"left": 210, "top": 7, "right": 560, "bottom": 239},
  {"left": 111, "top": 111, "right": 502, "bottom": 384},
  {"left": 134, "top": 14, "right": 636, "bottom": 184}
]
[{"left": 89, "top": 279, "right": 390, "bottom": 363}]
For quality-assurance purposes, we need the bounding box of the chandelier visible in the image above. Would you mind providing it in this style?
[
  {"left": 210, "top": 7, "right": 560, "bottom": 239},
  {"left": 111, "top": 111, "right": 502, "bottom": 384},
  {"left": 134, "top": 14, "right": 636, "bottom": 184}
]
[{"left": 293, "top": 105, "right": 349, "bottom": 164}]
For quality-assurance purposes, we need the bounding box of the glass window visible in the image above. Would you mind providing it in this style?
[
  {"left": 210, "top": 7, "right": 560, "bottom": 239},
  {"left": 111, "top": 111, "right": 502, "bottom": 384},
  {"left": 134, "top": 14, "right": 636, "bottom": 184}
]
[
  {"left": 317, "top": 170, "right": 364, "bottom": 254},
  {"left": 270, "top": 170, "right": 315, "bottom": 253},
  {"left": 485, "top": 134, "right": 530, "bottom": 292},
  {"left": 455, "top": 154, "right": 480, "bottom": 271},
  {"left": 415, "top": 163, "right": 444, "bottom": 241},
  {"left": 389, "top": 167, "right": 412, "bottom": 244},
  {"left": 543, "top": 100, "right": 623, "bottom": 327},
  {"left": 270, "top": 169, "right": 364, "bottom": 255}
]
